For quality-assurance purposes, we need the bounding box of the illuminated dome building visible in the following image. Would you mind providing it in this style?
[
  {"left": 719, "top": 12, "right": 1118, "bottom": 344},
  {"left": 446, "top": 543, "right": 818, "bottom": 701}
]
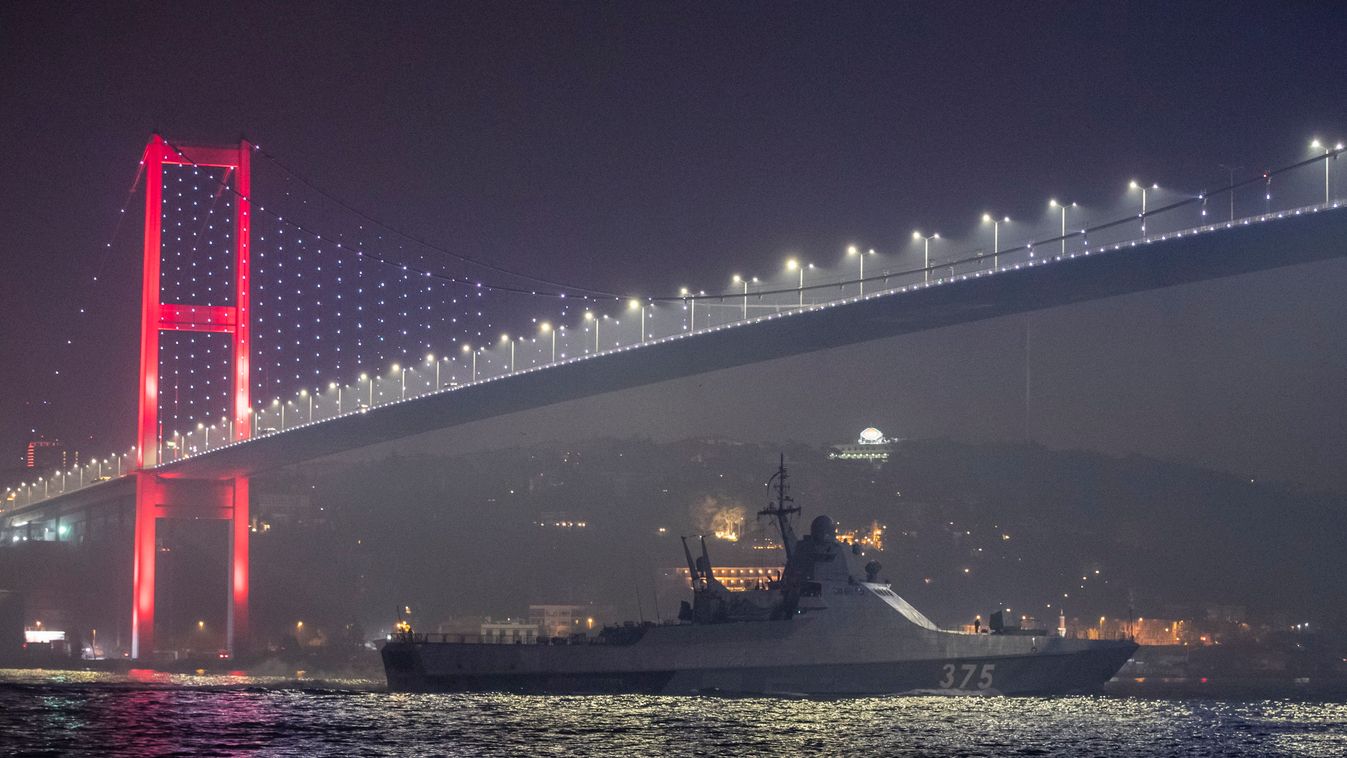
[{"left": 828, "top": 427, "right": 897, "bottom": 463}]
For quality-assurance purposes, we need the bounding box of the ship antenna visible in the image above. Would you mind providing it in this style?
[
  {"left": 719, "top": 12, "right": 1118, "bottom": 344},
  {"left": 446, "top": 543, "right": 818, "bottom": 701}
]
[{"left": 758, "top": 453, "right": 800, "bottom": 562}]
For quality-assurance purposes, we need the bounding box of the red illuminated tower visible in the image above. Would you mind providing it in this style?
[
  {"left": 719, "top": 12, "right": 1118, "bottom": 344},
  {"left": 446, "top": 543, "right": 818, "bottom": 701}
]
[{"left": 133, "top": 134, "right": 251, "bottom": 659}]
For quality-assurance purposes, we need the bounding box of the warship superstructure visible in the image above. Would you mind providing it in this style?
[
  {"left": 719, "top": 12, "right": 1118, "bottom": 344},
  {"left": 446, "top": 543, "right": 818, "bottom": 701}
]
[{"left": 382, "top": 458, "right": 1137, "bottom": 695}]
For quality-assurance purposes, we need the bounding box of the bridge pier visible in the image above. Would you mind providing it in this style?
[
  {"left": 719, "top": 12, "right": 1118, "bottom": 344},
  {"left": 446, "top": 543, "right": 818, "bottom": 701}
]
[{"left": 131, "top": 473, "right": 249, "bottom": 660}]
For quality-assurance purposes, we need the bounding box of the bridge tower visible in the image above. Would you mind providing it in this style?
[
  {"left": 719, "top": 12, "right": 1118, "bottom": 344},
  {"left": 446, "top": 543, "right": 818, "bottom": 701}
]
[{"left": 133, "top": 135, "right": 252, "bottom": 659}]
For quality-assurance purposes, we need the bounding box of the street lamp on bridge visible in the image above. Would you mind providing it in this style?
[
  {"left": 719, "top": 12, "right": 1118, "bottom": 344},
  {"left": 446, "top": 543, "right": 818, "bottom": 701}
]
[
  {"left": 731, "top": 275, "right": 755, "bottom": 320},
  {"left": 500, "top": 335, "right": 515, "bottom": 373},
  {"left": 846, "top": 246, "right": 876, "bottom": 296},
  {"left": 1218, "top": 163, "right": 1243, "bottom": 222},
  {"left": 539, "top": 323, "right": 556, "bottom": 363},
  {"left": 426, "top": 353, "right": 439, "bottom": 390},
  {"left": 912, "top": 231, "right": 939, "bottom": 283},
  {"left": 330, "top": 381, "right": 342, "bottom": 414},
  {"left": 583, "top": 312, "right": 599, "bottom": 353},
  {"left": 679, "top": 288, "right": 699, "bottom": 331},
  {"left": 981, "top": 214, "right": 1010, "bottom": 270},
  {"left": 461, "top": 343, "right": 477, "bottom": 381},
  {"left": 1129, "top": 181, "right": 1158, "bottom": 235},
  {"left": 785, "top": 258, "right": 814, "bottom": 308},
  {"left": 1310, "top": 139, "right": 1343, "bottom": 205},
  {"left": 300, "top": 389, "right": 312, "bottom": 422},
  {"left": 627, "top": 299, "right": 646, "bottom": 342},
  {"left": 1048, "top": 199, "right": 1077, "bottom": 256}
]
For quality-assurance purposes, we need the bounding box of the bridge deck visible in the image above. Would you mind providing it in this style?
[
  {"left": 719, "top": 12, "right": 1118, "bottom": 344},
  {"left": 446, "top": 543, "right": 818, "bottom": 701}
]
[{"left": 6, "top": 205, "right": 1346, "bottom": 527}]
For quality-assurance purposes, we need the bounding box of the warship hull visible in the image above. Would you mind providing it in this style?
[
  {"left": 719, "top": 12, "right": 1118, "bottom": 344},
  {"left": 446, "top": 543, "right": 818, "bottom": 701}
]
[
  {"left": 384, "top": 643, "right": 1136, "bottom": 696},
  {"left": 383, "top": 604, "right": 1137, "bottom": 697}
]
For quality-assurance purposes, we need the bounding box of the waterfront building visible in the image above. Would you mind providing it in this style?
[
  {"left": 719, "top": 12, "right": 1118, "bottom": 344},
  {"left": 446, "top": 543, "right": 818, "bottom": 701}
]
[{"left": 828, "top": 427, "right": 897, "bottom": 463}]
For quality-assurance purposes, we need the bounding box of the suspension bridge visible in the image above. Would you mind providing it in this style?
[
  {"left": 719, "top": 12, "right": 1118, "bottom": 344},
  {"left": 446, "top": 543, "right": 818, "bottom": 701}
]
[{"left": 2, "top": 134, "right": 1345, "bottom": 660}]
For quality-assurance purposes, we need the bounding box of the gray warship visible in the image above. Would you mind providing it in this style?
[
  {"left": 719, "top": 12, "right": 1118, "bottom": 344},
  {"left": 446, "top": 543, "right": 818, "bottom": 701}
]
[{"left": 382, "top": 458, "right": 1137, "bottom": 696}]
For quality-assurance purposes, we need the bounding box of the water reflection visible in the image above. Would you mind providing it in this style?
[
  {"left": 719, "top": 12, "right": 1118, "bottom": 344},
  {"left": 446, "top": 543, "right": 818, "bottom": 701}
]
[{"left": 0, "top": 670, "right": 1343, "bottom": 756}]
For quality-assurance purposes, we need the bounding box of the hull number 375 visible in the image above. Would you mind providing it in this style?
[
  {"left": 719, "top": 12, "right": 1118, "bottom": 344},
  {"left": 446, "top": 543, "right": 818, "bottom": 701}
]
[{"left": 939, "top": 663, "right": 995, "bottom": 689}]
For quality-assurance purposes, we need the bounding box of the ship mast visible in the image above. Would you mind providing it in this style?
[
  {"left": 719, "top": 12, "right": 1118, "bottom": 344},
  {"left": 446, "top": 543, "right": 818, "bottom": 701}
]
[{"left": 758, "top": 453, "right": 800, "bottom": 563}]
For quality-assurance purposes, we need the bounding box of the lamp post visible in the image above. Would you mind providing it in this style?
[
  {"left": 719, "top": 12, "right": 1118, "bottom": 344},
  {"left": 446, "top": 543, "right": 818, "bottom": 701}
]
[
  {"left": 912, "top": 232, "right": 939, "bottom": 283},
  {"left": 330, "top": 382, "right": 341, "bottom": 414},
  {"left": 300, "top": 389, "right": 312, "bottom": 422},
  {"left": 785, "top": 259, "right": 813, "bottom": 307},
  {"left": 1129, "top": 181, "right": 1158, "bottom": 235},
  {"left": 981, "top": 214, "right": 1010, "bottom": 269},
  {"left": 731, "top": 275, "right": 750, "bottom": 320},
  {"left": 540, "top": 323, "right": 555, "bottom": 362},
  {"left": 427, "top": 353, "right": 439, "bottom": 389},
  {"left": 1310, "top": 140, "right": 1342, "bottom": 204},
  {"left": 583, "top": 312, "right": 597, "bottom": 352},
  {"left": 846, "top": 246, "right": 875, "bottom": 296},
  {"left": 1218, "top": 164, "right": 1242, "bottom": 222},
  {"left": 361, "top": 372, "right": 371, "bottom": 408},
  {"left": 501, "top": 335, "right": 515, "bottom": 372},
  {"left": 679, "top": 288, "right": 698, "bottom": 331},
  {"left": 1048, "top": 200, "right": 1076, "bottom": 255},
  {"left": 628, "top": 299, "right": 646, "bottom": 341},
  {"left": 462, "top": 344, "right": 477, "bottom": 381},
  {"left": 393, "top": 363, "right": 405, "bottom": 399}
]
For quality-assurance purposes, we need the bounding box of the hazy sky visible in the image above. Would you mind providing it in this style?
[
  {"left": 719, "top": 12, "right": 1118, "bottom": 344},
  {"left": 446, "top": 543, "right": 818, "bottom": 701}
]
[{"left": 2, "top": 1, "right": 1345, "bottom": 490}]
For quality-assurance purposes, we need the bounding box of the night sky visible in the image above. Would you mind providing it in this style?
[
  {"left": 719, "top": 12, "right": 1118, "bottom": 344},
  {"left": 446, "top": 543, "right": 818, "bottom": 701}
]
[{"left": 2, "top": 2, "right": 1346, "bottom": 489}]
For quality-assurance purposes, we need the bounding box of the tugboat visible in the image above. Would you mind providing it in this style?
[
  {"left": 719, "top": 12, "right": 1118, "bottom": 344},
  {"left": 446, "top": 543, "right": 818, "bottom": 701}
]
[{"left": 382, "top": 457, "right": 1137, "bottom": 695}]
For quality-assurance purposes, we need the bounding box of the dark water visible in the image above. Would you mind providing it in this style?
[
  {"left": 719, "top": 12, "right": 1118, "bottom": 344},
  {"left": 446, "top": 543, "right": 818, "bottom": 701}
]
[{"left": 1, "top": 670, "right": 1344, "bottom": 756}]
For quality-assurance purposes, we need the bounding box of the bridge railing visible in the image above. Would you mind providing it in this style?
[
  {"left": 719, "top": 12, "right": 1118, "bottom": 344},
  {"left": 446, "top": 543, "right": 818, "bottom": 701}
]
[{"left": 5, "top": 151, "right": 1343, "bottom": 523}]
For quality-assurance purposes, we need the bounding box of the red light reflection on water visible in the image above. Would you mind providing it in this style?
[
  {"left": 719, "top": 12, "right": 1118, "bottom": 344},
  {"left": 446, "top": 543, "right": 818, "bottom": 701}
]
[{"left": 127, "top": 668, "right": 172, "bottom": 684}]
